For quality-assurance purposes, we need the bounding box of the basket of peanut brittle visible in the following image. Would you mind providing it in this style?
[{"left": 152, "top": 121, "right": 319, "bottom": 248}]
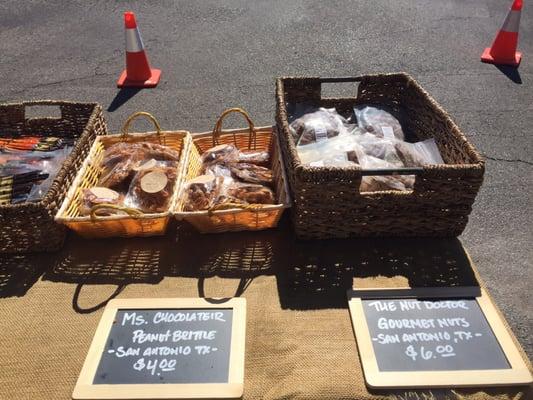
[
  {"left": 56, "top": 112, "right": 192, "bottom": 238},
  {"left": 174, "top": 108, "right": 290, "bottom": 233}
]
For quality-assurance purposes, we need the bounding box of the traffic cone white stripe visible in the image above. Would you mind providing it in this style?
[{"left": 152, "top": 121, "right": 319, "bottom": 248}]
[
  {"left": 125, "top": 28, "right": 144, "bottom": 53},
  {"left": 480, "top": 0, "right": 522, "bottom": 67},
  {"left": 501, "top": 9, "right": 521, "bottom": 33}
]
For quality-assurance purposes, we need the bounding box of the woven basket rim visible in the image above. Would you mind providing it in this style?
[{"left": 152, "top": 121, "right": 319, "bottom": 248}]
[
  {"left": 174, "top": 125, "right": 291, "bottom": 217},
  {"left": 0, "top": 99, "right": 101, "bottom": 107},
  {"left": 276, "top": 72, "right": 410, "bottom": 81}
]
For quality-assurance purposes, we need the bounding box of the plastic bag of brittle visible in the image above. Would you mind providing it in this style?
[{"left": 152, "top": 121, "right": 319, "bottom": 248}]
[
  {"left": 124, "top": 161, "right": 178, "bottom": 213},
  {"left": 237, "top": 149, "right": 270, "bottom": 166},
  {"left": 101, "top": 141, "right": 180, "bottom": 169},
  {"left": 99, "top": 141, "right": 181, "bottom": 190},
  {"left": 79, "top": 186, "right": 125, "bottom": 216},
  {"left": 202, "top": 151, "right": 274, "bottom": 187},
  {"left": 212, "top": 181, "right": 275, "bottom": 209},
  {"left": 200, "top": 144, "right": 240, "bottom": 166},
  {"left": 182, "top": 174, "right": 222, "bottom": 212}
]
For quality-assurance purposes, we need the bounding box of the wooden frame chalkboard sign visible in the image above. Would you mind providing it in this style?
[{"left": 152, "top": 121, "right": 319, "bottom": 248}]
[
  {"left": 73, "top": 298, "right": 246, "bottom": 399},
  {"left": 347, "top": 288, "right": 532, "bottom": 389}
]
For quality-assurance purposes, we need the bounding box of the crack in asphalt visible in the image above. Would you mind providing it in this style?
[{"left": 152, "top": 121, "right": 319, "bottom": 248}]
[
  {"left": 483, "top": 155, "right": 533, "bottom": 166},
  {"left": 5, "top": 71, "right": 115, "bottom": 95}
]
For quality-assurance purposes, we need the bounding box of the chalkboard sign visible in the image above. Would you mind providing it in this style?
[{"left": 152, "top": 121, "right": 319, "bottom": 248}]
[
  {"left": 94, "top": 308, "right": 233, "bottom": 384},
  {"left": 362, "top": 298, "right": 509, "bottom": 371},
  {"left": 73, "top": 298, "right": 246, "bottom": 400},
  {"left": 348, "top": 288, "right": 532, "bottom": 388}
]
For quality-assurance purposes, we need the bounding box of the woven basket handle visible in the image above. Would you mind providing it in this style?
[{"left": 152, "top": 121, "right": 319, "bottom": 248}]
[
  {"left": 212, "top": 108, "right": 256, "bottom": 149},
  {"left": 208, "top": 202, "right": 265, "bottom": 214},
  {"left": 90, "top": 204, "right": 144, "bottom": 221},
  {"left": 121, "top": 111, "right": 164, "bottom": 144}
]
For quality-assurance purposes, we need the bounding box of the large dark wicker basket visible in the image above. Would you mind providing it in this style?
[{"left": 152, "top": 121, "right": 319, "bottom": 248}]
[
  {"left": 275, "top": 74, "right": 485, "bottom": 239},
  {"left": 0, "top": 100, "right": 107, "bottom": 253}
]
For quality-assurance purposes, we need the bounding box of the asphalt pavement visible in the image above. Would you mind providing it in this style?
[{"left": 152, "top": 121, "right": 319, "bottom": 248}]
[{"left": 0, "top": 0, "right": 531, "bottom": 358}]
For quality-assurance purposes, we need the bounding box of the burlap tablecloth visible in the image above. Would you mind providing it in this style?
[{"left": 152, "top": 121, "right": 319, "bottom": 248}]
[{"left": 0, "top": 221, "right": 531, "bottom": 399}]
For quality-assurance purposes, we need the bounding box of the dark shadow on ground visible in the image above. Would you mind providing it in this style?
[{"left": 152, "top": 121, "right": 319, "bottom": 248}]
[
  {"left": 45, "top": 233, "right": 165, "bottom": 286},
  {"left": 43, "top": 232, "right": 166, "bottom": 313},
  {"left": 276, "top": 234, "right": 478, "bottom": 310},
  {"left": 0, "top": 252, "right": 58, "bottom": 298},
  {"left": 30, "top": 216, "right": 479, "bottom": 313},
  {"left": 494, "top": 64, "right": 522, "bottom": 84},
  {"left": 107, "top": 88, "right": 142, "bottom": 112}
]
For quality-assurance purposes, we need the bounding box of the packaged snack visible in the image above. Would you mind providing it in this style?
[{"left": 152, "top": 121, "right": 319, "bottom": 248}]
[
  {"left": 290, "top": 108, "right": 352, "bottom": 146},
  {"left": 238, "top": 150, "right": 270, "bottom": 166},
  {"left": 296, "top": 131, "right": 364, "bottom": 168},
  {"left": 124, "top": 163, "right": 178, "bottom": 213},
  {"left": 100, "top": 142, "right": 180, "bottom": 179},
  {"left": 353, "top": 105, "right": 405, "bottom": 140},
  {"left": 101, "top": 142, "right": 133, "bottom": 169},
  {"left": 200, "top": 144, "right": 239, "bottom": 166},
  {"left": 183, "top": 175, "right": 220, "bottom": 211},
  {"left": 358, "top": 155, "right": 414, "bottom": 192},
  {"left": 102, "top": 141, "right": 180, "bottom": 166},
  {"left": 133, "top": 142, "right": 181, "bottom": 162},
  {"left": 354, "top": 132, "right": 404, "bottom": 167},
  {"left": 79, "top": 187, "right": 124, "bottom": 216},
  {"left": 202, "top": 163, "right": 233, "bottom": 178},
  {"left": 229, "top": 182, "right": 275, "bottom": 204},
  {"left": 0, "top": 147, "right": 72, "bottom": 204},
  {"left": 0, "top": 136, "right": 64, "bottom": 152},
  {"left": 26, "top": 146, "right": 72, "bottom": 202},
  {"left": 98, "top": 158, "right": 138, "bottom": 189},
  {"left": 229, "top": 163, "right": 273, "bottom": 186},
  {"left": 214, "top": 182, "right": 275, "bottom": 208},
  {"left": 99, "top": 140, "right": 183, "bottom": 191},
  {"left": 394, "top": 138, "right": 444, "bottom": 167}
]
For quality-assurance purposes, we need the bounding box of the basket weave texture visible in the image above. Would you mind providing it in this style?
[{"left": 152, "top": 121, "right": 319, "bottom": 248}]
[
  {"left": 174, "top": 108, "right": 290, "bottom": 233},
  {"left": 55, "top": 112, "right": 192, "bottom": 238},
  {"left": 0, "top": 100, "right": 107, "bottom": 253},
  {"left": 275, "top": 74, "right": 485, "bottom": 239}
]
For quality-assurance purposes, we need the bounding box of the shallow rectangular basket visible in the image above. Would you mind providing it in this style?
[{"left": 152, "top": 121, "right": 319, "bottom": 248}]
[
  {"left": 174, "top": 108, "right": 290, "bottom": 233},
  {"left": 0, "top": 100, "right": 107, "bottom": 253},
  {"left": 56, "top": 112, "right": 192, "bottom": 238},
  {"left": 275, "top": 74, "right": 485, "bottom": 239}
]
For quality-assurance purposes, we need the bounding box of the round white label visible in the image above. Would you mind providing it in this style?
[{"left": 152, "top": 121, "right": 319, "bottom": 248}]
[{"left": 140, "top": 171, "right": 168, "bottom": 193}]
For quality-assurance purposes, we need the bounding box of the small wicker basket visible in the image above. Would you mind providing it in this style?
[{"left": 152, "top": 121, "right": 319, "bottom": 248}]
[
  {"left": 0, "top": 100, "right": 107, "bottom": 253},
  {"left": 56, "top": 112, "right": 192, "bottom": 238},
  {"left": 174, "top": 108, "right": 290, "bottom": 233}
]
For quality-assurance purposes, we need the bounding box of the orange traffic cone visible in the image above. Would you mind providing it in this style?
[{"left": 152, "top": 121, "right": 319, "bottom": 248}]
[
  {"left": 481, "top": 0, "right": 522, "bottom": 67},
  {"left": 117, "top": 11, "right": 161, "bottom": 88}
]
